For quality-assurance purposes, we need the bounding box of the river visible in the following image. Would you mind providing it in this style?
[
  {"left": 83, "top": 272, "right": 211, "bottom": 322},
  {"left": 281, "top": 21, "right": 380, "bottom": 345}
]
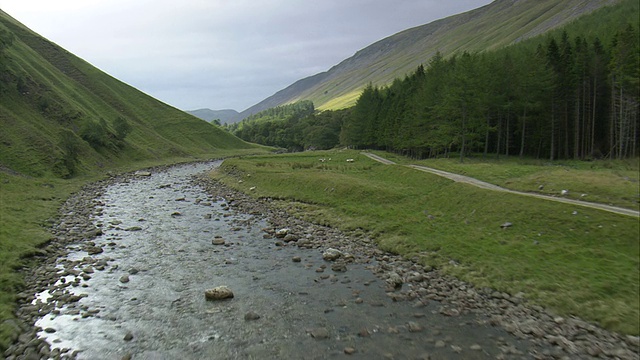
[{"left": 29, "top": 162, "right": 554, "bottom": 359}]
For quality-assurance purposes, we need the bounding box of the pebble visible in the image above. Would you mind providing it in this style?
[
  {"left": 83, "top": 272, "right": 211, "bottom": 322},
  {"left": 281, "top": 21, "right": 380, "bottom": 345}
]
[
  {"left": 407, "top": 321, "right": 423, "bottom": 332},
  {"left": 331, "top": 262, "right": 347, "bottom": 272},
  {"left": 308, "top": 328, "right": 330, "bottom": 339},
  {"left": 244, "top": 312, "right": 261, "bottom": 321}
]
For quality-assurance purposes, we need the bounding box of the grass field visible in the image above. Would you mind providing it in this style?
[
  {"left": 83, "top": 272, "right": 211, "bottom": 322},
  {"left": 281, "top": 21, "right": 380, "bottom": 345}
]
[
  {"left": 372, "top": 151, "right": 640, "bottom": 211},
  {"left": 212, "top": 150, "right": 640, "bottom": 335}
]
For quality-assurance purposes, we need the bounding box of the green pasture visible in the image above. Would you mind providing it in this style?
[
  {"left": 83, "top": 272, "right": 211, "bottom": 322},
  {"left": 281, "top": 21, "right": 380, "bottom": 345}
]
[{"left": 213, "top": 150, "right": 639, "bottom": 335}]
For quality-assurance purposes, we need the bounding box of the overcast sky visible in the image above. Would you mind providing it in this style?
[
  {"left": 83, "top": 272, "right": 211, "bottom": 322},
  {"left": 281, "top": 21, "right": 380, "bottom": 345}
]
[{"left": 1, "top": 0, "right": 492, "bottom": 112}]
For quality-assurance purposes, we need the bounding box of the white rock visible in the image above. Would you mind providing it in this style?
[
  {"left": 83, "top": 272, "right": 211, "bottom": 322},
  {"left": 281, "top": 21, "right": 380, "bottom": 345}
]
[
  {"left": 275, "top": 228, "right": 289, "bottom": 238},
  {"left": 322, "top": 248, "right": 343, "bottom": 261},
  {"left": 500, "top": 222, "right": 513, "bottom": 229}
]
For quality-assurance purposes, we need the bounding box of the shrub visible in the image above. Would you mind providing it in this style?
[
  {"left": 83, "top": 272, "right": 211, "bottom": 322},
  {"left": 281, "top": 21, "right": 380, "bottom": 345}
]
[
  {"left": 53, "top": 129, "right": 81, "bottom": 177},
  {"left": 80, "top": 118, "right": 110, "bottom": 149},
  {"left": 113, "top": 116, "right": 132, "bottom": 141}
]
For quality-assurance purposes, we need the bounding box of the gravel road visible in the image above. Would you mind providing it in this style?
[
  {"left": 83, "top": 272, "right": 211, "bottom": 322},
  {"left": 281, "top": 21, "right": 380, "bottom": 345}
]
[{"left": 362, "top": 152, "right": 639, "bottom": 218}]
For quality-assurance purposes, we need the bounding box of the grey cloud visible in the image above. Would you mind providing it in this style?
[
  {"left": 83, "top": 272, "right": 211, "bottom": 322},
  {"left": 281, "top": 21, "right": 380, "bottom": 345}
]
[{"left": 1, "top": 0, "right": 492, "bottom": 111}]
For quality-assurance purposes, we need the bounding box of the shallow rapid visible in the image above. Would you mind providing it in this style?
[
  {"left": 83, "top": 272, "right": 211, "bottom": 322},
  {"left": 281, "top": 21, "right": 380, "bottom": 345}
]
[{"left": 32, "top": 162, "right": 546, "bottom": 359}]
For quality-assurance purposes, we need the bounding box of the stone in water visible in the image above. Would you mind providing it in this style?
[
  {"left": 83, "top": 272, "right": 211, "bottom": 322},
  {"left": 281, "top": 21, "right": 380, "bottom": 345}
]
[{"left": 205, "top": 286, "right": 234, "bottom": 301}]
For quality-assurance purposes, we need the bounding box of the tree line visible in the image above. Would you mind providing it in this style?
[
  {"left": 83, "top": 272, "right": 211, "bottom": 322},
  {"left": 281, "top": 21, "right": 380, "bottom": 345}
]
[
  {"left": 341, "top": 26, "right": 638, "bottom": 160},
  {"left": 228, "top": 21, "right": 638, "bottom": 161},
  {"left": 226, "top": 101, "right": 348, "bottom": 151}
]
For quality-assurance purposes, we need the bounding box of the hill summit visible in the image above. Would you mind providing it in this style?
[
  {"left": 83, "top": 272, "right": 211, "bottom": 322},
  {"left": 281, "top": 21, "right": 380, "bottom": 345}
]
[{"left": 186, "top": 108, "right": 242, "bottom": 124}]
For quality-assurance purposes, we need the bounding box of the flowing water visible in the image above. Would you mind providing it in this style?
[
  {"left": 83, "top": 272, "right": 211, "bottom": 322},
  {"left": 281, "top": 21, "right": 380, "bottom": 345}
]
[{"left": 34, "top": 162, "right": 540, "bottom": 359}]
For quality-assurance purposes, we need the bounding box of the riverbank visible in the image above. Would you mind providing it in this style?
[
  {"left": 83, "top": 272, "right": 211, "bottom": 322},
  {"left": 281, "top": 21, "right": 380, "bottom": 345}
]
[
  {"left": 3, "top": 161, "right": 638, "bottom": 359},
  {"left": 212, "top": 150, "right": 640, "bottom": 337},
  {"left": 203, "top": 167, "right": 639, "bottom": 359},
  {"left": 0, "top": 152, "right": 272, "bottom": 350}
]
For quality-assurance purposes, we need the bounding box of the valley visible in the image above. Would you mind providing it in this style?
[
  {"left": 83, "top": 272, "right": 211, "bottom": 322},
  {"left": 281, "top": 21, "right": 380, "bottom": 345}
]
[
  {"left": 0, "top": 0, "right": 638, "bottom": 357},
  {"left": 6, "top": 158, "right": 639, "bottom": 358}
]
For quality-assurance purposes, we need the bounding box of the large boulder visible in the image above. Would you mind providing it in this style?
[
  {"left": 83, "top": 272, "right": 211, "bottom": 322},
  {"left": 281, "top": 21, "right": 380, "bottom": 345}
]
[{"left": 204, "top": 286, "right": 234, "bottom": 301}]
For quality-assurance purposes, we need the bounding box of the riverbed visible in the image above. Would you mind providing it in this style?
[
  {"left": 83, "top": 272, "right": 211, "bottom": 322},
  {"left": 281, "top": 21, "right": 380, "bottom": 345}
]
[{"left": 8, "top": 161, "right": 636, "bottom": 359}]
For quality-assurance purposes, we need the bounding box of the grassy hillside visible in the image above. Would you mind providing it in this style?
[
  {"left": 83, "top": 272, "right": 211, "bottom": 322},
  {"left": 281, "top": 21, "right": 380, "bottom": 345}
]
[
  {"left": 213, "top": 150, "right": 639, "bottom": 335},
  {"left": 0, "top": 9, "right": 259, "bottom": 178},
  {"left": 0, "top": 9, "right": 269, "bottom": 350},
  {"left": 242, "top": 0, "right": 629, "bottom": 115}
]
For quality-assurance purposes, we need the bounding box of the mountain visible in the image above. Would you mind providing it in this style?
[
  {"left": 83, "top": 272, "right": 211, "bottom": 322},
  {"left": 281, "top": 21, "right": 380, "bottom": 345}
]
[
  {"left": 0, "top": 9, "right": 258, "bottom": 178},
  {"left": 186, "top": 108, "right": 241, "bottom": 124},
  {"left": 240, "top": 0, "right": 622, "bottom": 118}
]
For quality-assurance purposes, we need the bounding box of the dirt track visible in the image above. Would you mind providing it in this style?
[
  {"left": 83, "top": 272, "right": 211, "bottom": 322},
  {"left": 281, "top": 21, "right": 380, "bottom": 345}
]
[{"left": 362, "top": 152, "right": 639, "bottom": 218}]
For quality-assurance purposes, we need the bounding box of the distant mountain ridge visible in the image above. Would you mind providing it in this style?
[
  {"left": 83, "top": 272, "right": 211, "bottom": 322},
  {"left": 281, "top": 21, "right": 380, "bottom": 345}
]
[
  {"left": 186, "top": 108, "right": 241, "bottom": 124},
  {"left": 240, "top": 0, "right": 621, "bottom": 118}
]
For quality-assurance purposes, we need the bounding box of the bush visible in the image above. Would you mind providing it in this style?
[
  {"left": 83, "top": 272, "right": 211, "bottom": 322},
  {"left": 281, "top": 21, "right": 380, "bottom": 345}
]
[
  {"left": 80, "top": 118, "right": 110, "bottom": 149},
  {"left": 113, "top": 116, "right": 132, "bottom": 141},
  {"left": 53, "top": 129, "right": 81, "bottom": 177}
]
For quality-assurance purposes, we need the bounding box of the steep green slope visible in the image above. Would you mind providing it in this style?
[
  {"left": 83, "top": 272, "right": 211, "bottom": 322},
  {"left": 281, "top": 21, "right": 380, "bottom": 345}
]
[
  {"left": 0, "top": 9, "right": 257, "bottom": 178},
  {"left": 0, "top": 10, "right": 267, "bottom": 350},
  {"left": 241, "top": 0, "right": 625, "bottom": 115}
]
